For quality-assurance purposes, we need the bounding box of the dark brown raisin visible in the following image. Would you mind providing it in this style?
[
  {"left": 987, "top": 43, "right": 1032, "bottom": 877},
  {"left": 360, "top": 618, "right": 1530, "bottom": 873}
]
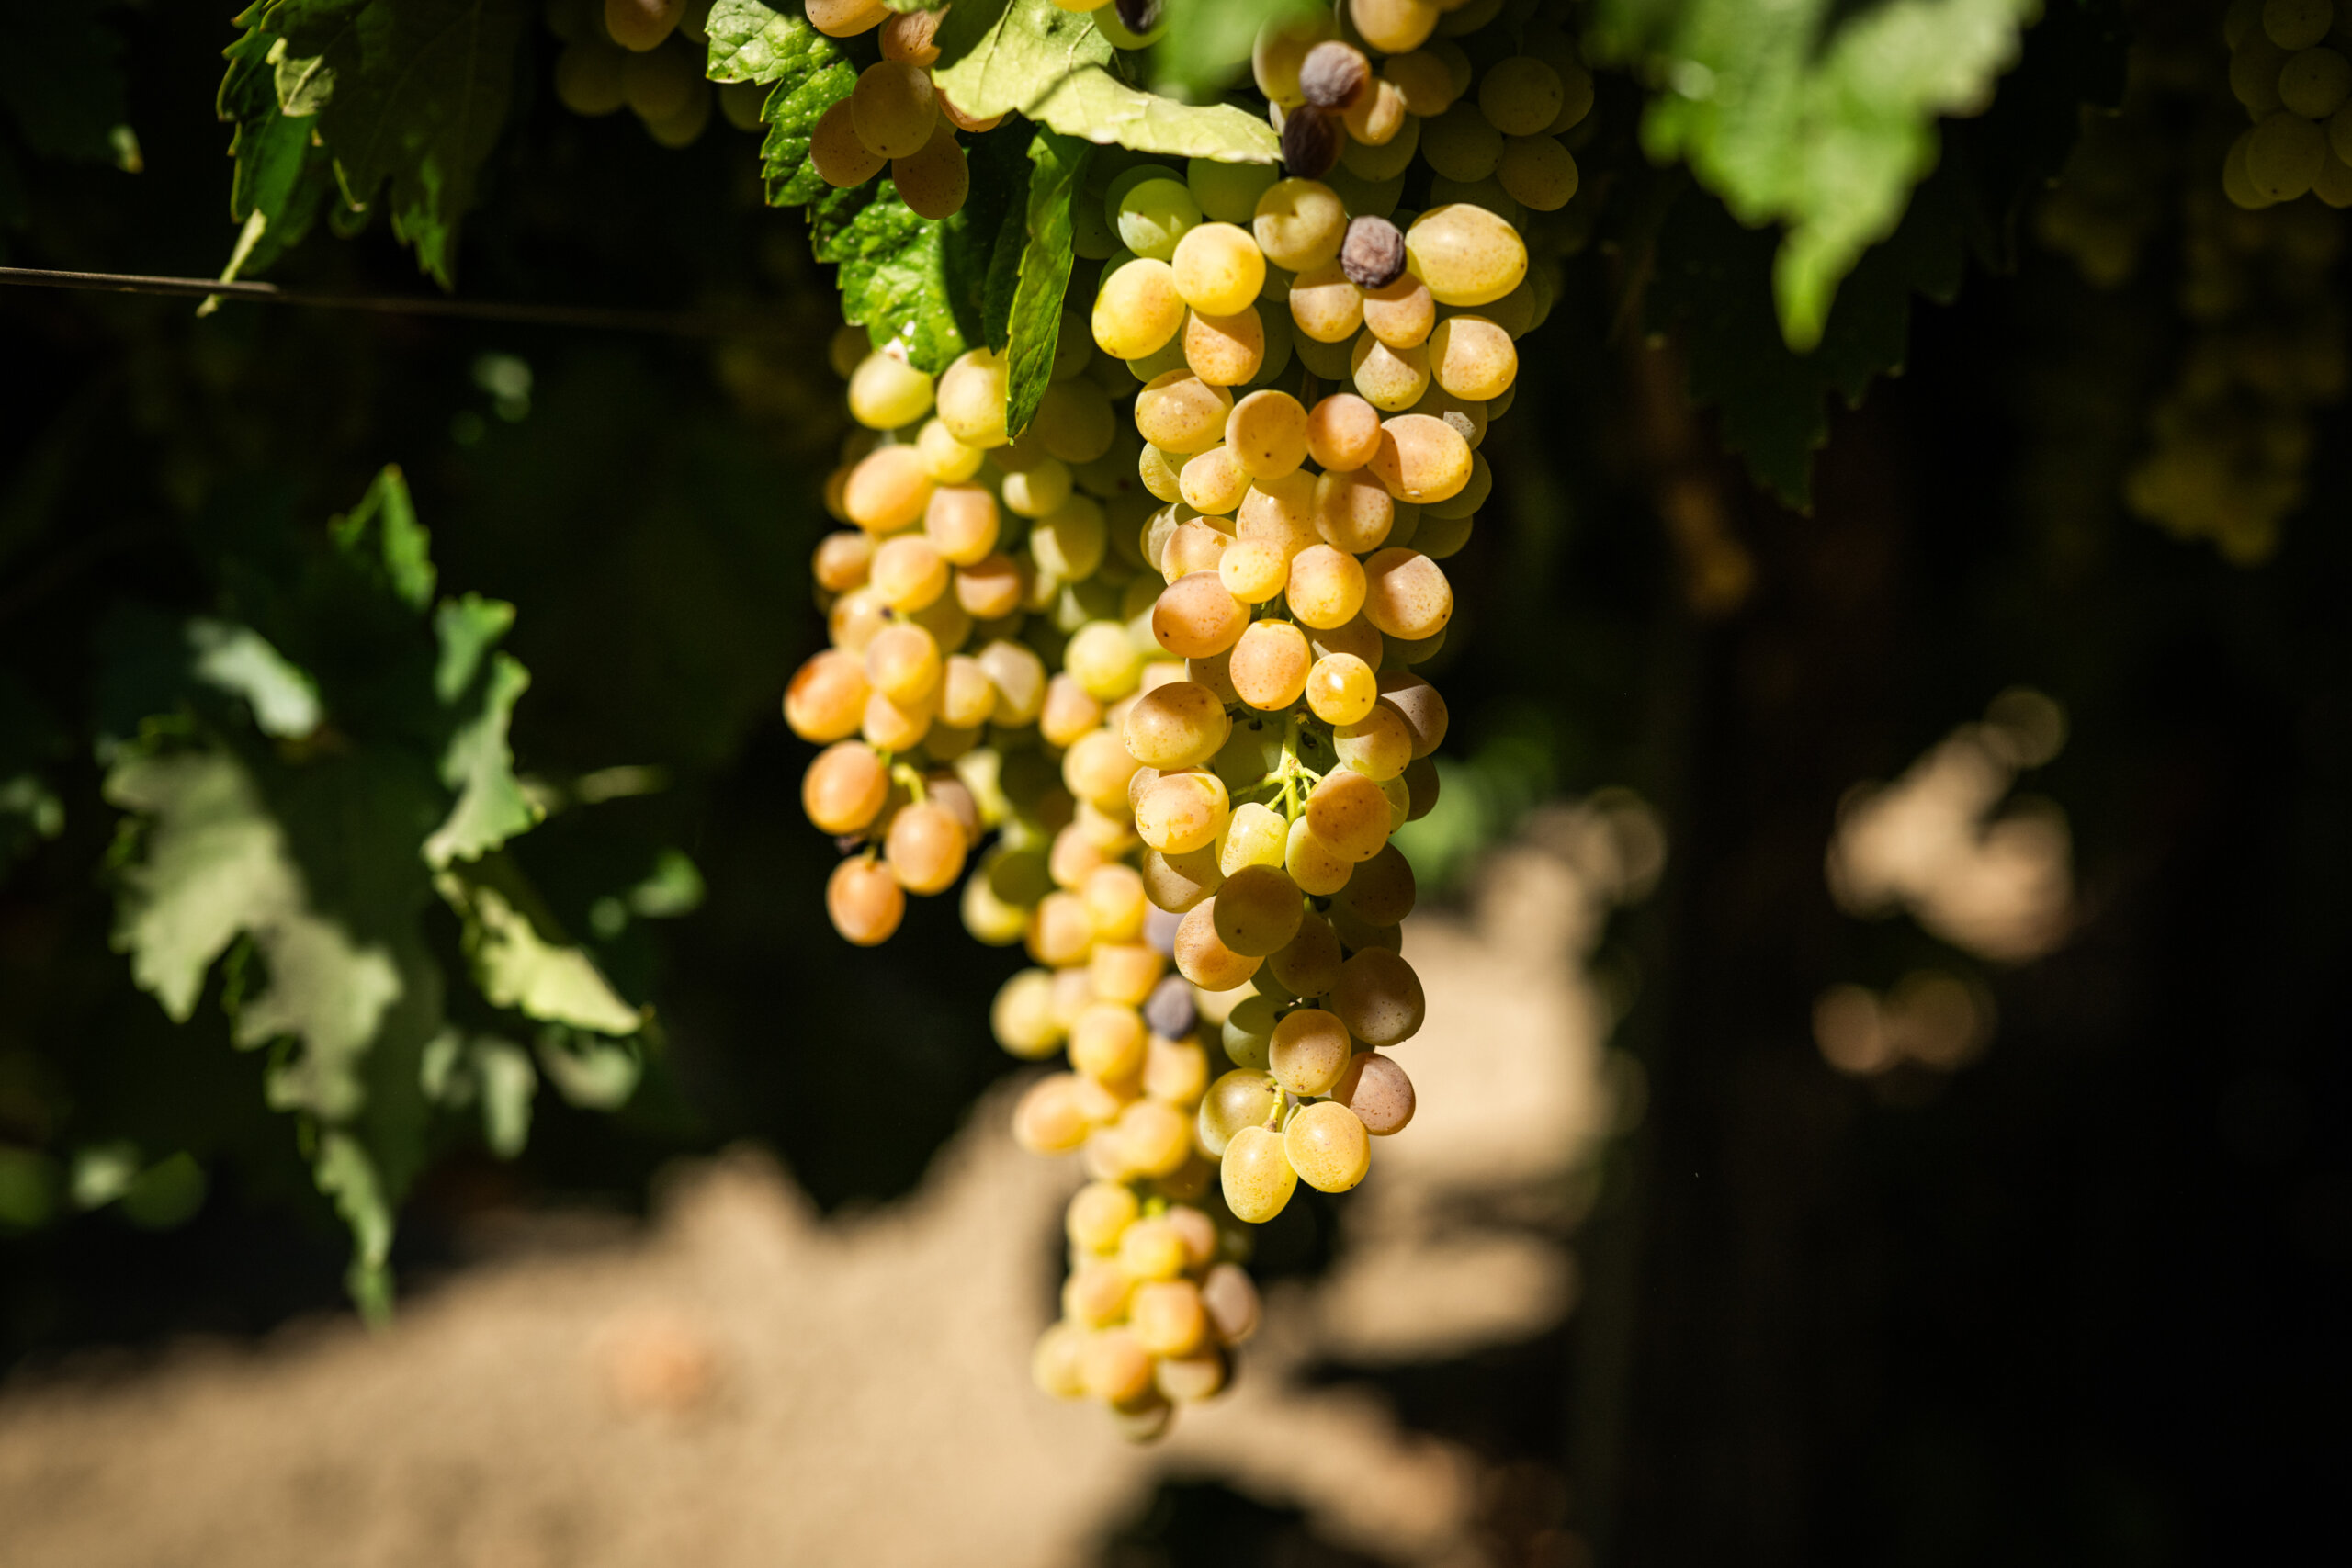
[
  {"left": 1282, "top": 104, "right": 1342, "bottom": 180},
  {"left": 1298, "top": 42, "right": 1372, "bottom": 110},
  {"left": 1340, "top": 215, "right": 1407, "bottom": 288}
]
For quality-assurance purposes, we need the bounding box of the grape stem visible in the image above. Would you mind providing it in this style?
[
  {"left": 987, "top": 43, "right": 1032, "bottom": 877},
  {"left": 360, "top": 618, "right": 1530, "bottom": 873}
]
[{"left": 888, "top": 760, "right": 929, "bottom": 803}]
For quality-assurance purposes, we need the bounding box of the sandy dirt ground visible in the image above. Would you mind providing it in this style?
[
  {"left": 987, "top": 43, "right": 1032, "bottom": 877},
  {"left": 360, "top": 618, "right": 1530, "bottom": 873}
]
[{"left": 0, "top": 806, "right": 1657, "bottom": 1568}]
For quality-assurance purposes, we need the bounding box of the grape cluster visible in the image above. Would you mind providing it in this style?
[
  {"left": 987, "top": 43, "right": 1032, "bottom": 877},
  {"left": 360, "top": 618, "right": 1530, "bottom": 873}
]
[
  {"left": 799, "top": 0, "right": 1002, "bottom": 218},
  {"left": 778, "top": 0, "right": 1582, "bottom": 1437},
  {"left": 2222, "top": 0, "right": 2352, "bottom": 206},
  {"left": 548, "top": 0, "right": 768, "bottom": 147}
]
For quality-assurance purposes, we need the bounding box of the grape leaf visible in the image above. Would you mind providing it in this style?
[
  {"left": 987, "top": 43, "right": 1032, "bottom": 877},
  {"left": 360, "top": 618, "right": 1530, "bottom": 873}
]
[
  {"left": 1027, "top": 65, "right": 1278, "bottom": 162},
  {"left": 1147, "top": 0, "right": 1324, "bottom": 102},
  {"left": 271, "top": 0, "right": 531, "bottom": 288},
  {"left": 932, "top": 0, "right": 1114, "bottom": 124},
  {"left": 809, "top": 135, "right": 1024, "bottom": 372},
  {"left": 728, "top": 0, "right": 858, "bottom": 209},
  {"left": 1590, "top": 0, "right": 2037, "bottom": 350},
  {"left": 1003, "top": 130, "right": 1091, "bottom": 438},
  {"left": 218, "top": 4, "right": 334, "bottom": 282}
]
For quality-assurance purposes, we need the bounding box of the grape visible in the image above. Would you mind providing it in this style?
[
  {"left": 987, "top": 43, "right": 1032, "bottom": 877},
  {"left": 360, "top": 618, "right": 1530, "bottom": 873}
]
[
  {"left": 893, "top": 122, "right": 970, "bottom": 219},
  {"left": 1405, "top": 206, "right": 1528, "bottom": 311},
  {"left": 2283, "top": 47, "right": 2352, "bottom": 118},
  {"left": 1039, "top": 672, "right": 1104, "bottom": 749},
  {"left": 1136, "top": 770, "right": 1231, "bottom": 854},
  {"left": 1344, "top": 79, "right": 1408, "bottom": 150},
  {"left": 1497, "top": 134, "right": 1579, "bottom": 212},
  {"left": 1067, "top": 1179, "right": 1138, "bottom": 1253},
  {"left": 1283, "top": 816, "right": 1354, "bottom": 897},
  {"left": 1065, "top": 621, "right": 1142, "bottom": 701},
  {"left": 1065, "top": 729, "right": 1141, "bottom": 809},
  {"left": 936, "top": 348, "right": 1012, "bottom": 446},
  {"left": 1228, "top": 620, "right": 1313, "bottom": 711},
  {"left": 1200, "top": 1261, "right": 1261, "bottom": 1343},
  {"left": 1305, "top": 767, "right": 1392, "bottom": 861},
  {"left": 554, "top": 42, "right": 628, "bottom": 116},
  {"left": 1412, "top": 383, "right": 1487, "bottom": 452},
  {"left": 1162, "top": 518, "right": 1234, "bottom": 581},
  {"left": 1427, "top": 314, "right": 1519, "bottom": 400},
  {"left": 1369, "top": 413, "right": 1474, "bottom": 503},
  {"left": 1304, "top": 394, "right": 1382, "bottom": 473},
  {"left": 607, "top": 0, "right": 685, "bottom": 51},
  {"left": 1118, "top": 1099, "right": 1193, "bottom": 1177},
  {"left": 2267, "top": 0, "right": 2334, "bottom": 50},
  {"left": 1252, "top": 14, "right": 1330, "bottom": 106},
  {"left": 811, "top": 98, "right": 885, "bottom": 186},
  {"left": 956, "top": 554, "right": 1027, "bottom": 621},
  {"left": 851, "top": 61, "right": 936, "bottom": 159},
  {"left": 923, "top": 484, "right": 1000, "bottom": 565},
  {"left": 1012, "top": 1074, "right": 1093, "bottom": 1154},
  {"left": 1289, "top": 259, "right": 1367, "bottom": 343},
  {"left": 1156, "top": 1348, "right": 1228, "bottom": 1404},
  {"left": 1284, "top": 543, "right": 1369, "bottom": 629},
  {"left": 1129, "top": 1279, "right": 1208, "bottom": 1356},
  {"left": 1283, "top": 1100, "right": 1372, "bottom": 1191},
  {"left": 1225, "top": 389, "right": 1311, "bottom": 479},
  {"left": 1477, "top": 57, "right": 1564, "bottom": 137},
  {"left": 993, "top": 968, "right": 1065, "bottom": 1058},
  {"left": 1030, "top": 384, "right": 1113, "bottom": 470},
  {"left": 1170, "top": 222, "right": 1267, "bottom": 315},
  {"left": 1360, "top": 547, "right": 1454, "bottom": 640},
  {"left": 1220, "top": 998, "right": 1273, "bottom": 1069},
  {"left": 1344, "top": 105, "right": 1421, "bottom": 186},
  {"left": 1361, "top": 276, "right": 1437, "bottom": 352},
  {"left": 865, "top": 621, "right": 942, "bottom": 705},
  {"left": 869, "top": 535, "right": 947, "bottom": 611},
  {"left": 1252, "top": 179, "right": 1350, "bottom": 272},
  {"left": 802, "top": 740, "right": 889, "bottom": 832},
  {"left": 1269, "top": 1008, "right": 1351, "bottom": 1096},
  {"left": 1331, "top": 1051, "right": 1415, "bottom": 1134},
  {"left": 1220, "top": 1124, "right": 1298, "bottom": 1222},
  {"left": 1083, "top": 864, "right": 1150, "bottom": 943},
  {"left": 1420, "top": 103, "right": 1502, "bottom": 186},
  {"left": 1331, "top": 946, "right": 1424, "bottom": 1044},
  {"left": 2248, "top": 110, "right": 2327, "bottom": 199},
  {"left": 884, "top": 799, "right": 967, "bottom": 893},
  {"left": 1151, "top": 570, "right": 1250, "bottom": 658},
  {"left": 826, "top": 855, "right": 906, "bottom": 944},
  {"left": 1117, "top": 1214, "right": 1187, "bottom": 1280},
  {"left": 785, "top": 649, "right": 871, "bottom": 742},
  {"left": 1124, "top": 681, "right": 1232, "bottom": 768},
  {"left": 1372, "top": 670, "right": 1449, "bottom": 757},
  {"left": 1032, "top": 495, "right": 1109, "bottom": 580},
  {"left": 1350, "top": 0, "right": 1438, "bottom": 52},
  {"left": 1142, "top": 842, "right": 1224, "bottom": 911},
  {"left": 1269, "top": 908, "right": 1345, "bottom": 997},
  {"left": 1080, "top": 1326, "right": 1155, "bottom": 1404},
  {"left": 805, "top": 0, "right": 888, "bottom": 35},
  {"left": 1002, "top": 459, "right": 1073, "bottom": 520},
  {"left": 1212, "top": 864, "right": 1306, "bottom": 957},
  {"left": 1293, "top": 329, "right": 1356, "bottom": 381},
  {"left": 1135, "top": 370, "right": 1235, "bottom": 453},
  {"left": 1350, "top": 333, "right": 1432, "bottom": 412},
  {"left": 1049, "top": 825, "right": 1107, "bottom": 892},
  {"left": 1143, "top": 1033, "right": 1209, "bottom": 1106},
  {"left": 829, "top": 586, "right": 888, "bottom": 653},
  {"left": 1173, "top": 899, "right": 1263, "bottom": 988},
  {"left": 1315, "top": 469, "right": 1396, "bottom": 553},
  {"left": 1118, "top": 177, "right": 1204, "bottom": 261},
  {"left": 863, "top": 683, "right": 935, "bottom": 750},
  {"left": 915, "top": 418, "right": 984, "bottom": 483},
  {"left": 1194, "top": 157, "right": 1288, "bottom": 226},
  {"left": 1335, "top": 704, "right": 1412, "bottom": 781},
  {"left": 1213, "top": 540, "right": 1284, "bottom": 605},
  {"left": 1183, "top": 306, "right": 1266, "bottom": 387}
]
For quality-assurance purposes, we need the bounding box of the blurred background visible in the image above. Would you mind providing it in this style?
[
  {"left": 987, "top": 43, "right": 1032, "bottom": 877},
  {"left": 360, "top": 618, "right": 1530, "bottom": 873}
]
[{"left": 0, "top": 2, "right": 2346, "bottom": 1564}]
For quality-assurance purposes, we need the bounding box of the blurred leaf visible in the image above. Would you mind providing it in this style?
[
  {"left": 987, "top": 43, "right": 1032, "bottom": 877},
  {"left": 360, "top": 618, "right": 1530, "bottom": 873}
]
[
  {"left": 424, "top": 596, "right": 540, "bottom": 867},
  {"left": 536, "top": 1027, "right": 643, "bottom": 1110},
  {"left": 932, "top": 0, "right": 1114, "bottom": 123},
  {"left": 1147, "top": 0, "right": 1321, "bottom": 101},
  {"left": 1028, "top": 66, "right": 1278, "bottom": 161},
  {"left": 272, "top": 0, "right": 533, "bottom": 288},
  {"left": 1002, "top": 130, "right": 1091, "bottom": 437},
  {"left": 1591, "top": 0, "right": 2038, "bottom": 349},
  {"left": 438, "top": 857, "right": 644, "bottom": 1035}
]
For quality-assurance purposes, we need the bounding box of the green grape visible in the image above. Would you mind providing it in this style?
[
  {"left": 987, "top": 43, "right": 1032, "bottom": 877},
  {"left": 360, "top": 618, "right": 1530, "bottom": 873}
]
[
  {"left": 2248, "top": 109, "right": 2328, "bottom": 200},
  {"left": 2280, "top": 45, "right": 2352, "bottom": 116},
  {"left": 1033, "top": 378, "right": 1116, "bottom": 465},
  {"left": 1002, "top": 458, "right": 1073, "bottom": 520},
  {"left": 1220, "top": 1124, "right": 1298, "bottom": 1223},
  {"left": 1350, "top": 333, "right": 1432, "bottom": 411},
  {"left": 892, "top": 123, "right": 969, "bottom": 220},
  {"left": 1269, "top": 1007, "right": 1351, "bottom": 1096},
  {"left": 1093, "top": 258, "right": 1186, "bottom": 361},
  {"left": 1331, "top": 946, "right": 1424, "bottom": 1044},
  {"left": 1427, "top": 174, "right": 1525, "bottom": 231},
  {"left": 620, "top": 39, "right": 700, "bottom": 120},
  {"left": 1124, "top": 680, "right": 1230, "bottom": 768},
  {"left": 1420, "top": 102, "right": 1502, "bottom": 183},
  {"left": 1104, "top": 163, "right": 1182, "bottom": 233},
  {"left": 1294, "top": 329, "right": 1357, "bottom": 381},
  {"left": 1405, "top": 204, "right": 1530, "bottom": 306},
  {"left": 1305, "top": 767, "right": 1392, "bottom": 862},
  {"left": 1496, "top": 135, "right": 1579, "bottom": 212},
  {"left": 1476, "top": 56, "right": 1564, "bottom": 137},
  {"left": 847, "top": 352, "right": 935, "bottom": 430},
  {"left": 1181, "top": 446, "right": 1252, "bottom": 515},
  {"left": 1118, "top": 177, "right": 1204, "bottom": 263},
  {"left": 1285, "top": 543, "right": 1368, "bottom": 629},
  {"left": 1253, "top": 179, "right": 1350, "bottom": 272},
  {"left": 1197, "top": 1067, "right": 1279, "bottom": 1156},
  {"left": 2266, "top": 0, "right": 2334, "bottom": 51},
  {"left": 554, "top": 41, "right": 628, "bottom": 115},
  {"left": 1270, "top": 908, "right": 1345, "bottom": 997},
  {"left": 1213, "top": 863, "right": 1306, "bottom": 957},
  {"left": 1283, "top": 1100, "right": 1371, "bottom": 1191},
  {"left": 1189, "top": 157, "right": 1281, "bottom": 224},
  {"left": 1171, "top": 222, "right": 1267, "bottom": 315},
  {"left": 849, "top": 60, "right": 936, "bottom": 159}
]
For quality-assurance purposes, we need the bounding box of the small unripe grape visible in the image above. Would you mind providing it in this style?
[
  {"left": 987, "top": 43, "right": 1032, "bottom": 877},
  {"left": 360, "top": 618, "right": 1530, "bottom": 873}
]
[
  {"left": 1191, "top": 156, "right": 1283, "bottom": 223},
  {"left": 1220, "top": 1124, "right": 1298, "bottom": 1222},
  {"left": 2282, "top": 46, "right": 2352, "bottom": 118},
  {"left": 827, "top": 854, "right": 905, "bottom": 944},
  {"left": 1031, "top": 495, "right": 1108, "bottom": 580},
  {"left": 1497, "top": 134, "right": 1579, "bottom": 212},
  {"left": 1307, "top": 393, "right": 1384, "bottom": 470},
  {"left": 1270, "top": 908, "right": 1345, "bottom": 997},
  {"left": 1284, "top": 1100, "right": 1371, "bottom": 1191}
]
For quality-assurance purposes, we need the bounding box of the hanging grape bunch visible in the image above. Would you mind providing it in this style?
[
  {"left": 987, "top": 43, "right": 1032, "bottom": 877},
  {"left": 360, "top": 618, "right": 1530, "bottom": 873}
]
[
  {"left": 778, "top": 0, "right": 1586, "bottom": 1438},
  {"left": 546, "top": 1, "right": 774, "bottom": 146},
  {"left": 2223, "top": 0, "right": 2352, "bottom": 206}
]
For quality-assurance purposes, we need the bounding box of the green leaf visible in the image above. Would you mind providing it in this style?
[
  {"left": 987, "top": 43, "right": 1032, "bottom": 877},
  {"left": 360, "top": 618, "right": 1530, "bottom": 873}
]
[
  {"left": 733, "top": 0, "right": 857, "bottom": 209},
  {"left": 1591, "top": 0, "right": 2039, "bottom": 349},
  {"left": 1147, "top": 0, "right": 1323, "bottom": 102},
  {"left": 272, "top": 0, "right": 532, "bottom": 288},
  {"left": 437, "top": 859, "right": 644, "bottom": 1035},
  {"left": 218, "top": 4, "right": 334, "bottom": 282},
  {"left": 932, "top": 0, "right": 1114, "bottom": 124},
  {"left": 812, "top": 181, "right": 985, "bottom": 372},
  {"left": 1002, "top": 130, "right": 1091, "bottom": 438},
  {"left": 1027, "top": 65, "right": 1279, "bottom": 162}
]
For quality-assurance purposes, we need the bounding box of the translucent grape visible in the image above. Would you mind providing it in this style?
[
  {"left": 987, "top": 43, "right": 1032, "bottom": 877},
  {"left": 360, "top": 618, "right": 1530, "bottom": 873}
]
[
  {"left": 1285, "top": 543, "right": 1369, "bottom": 630},
  {"left": 1369, "top": 413, "right": 1474, "bottom": 503},
  {"left": 1361, "top": 547, "right": 1453, "bottom": 640},
  {"left": 1349, "top": 0, "right": 1438, "bottom": 53},
  {"left": 892, "top": 122, "right": 969, "bottom": 220},
  {"left": 1315, "top": 470, "right": 1395, "bottom": 553},
  {"left": 936, "top": 654, "right": 997, "bottom": 730},
  {"left": 2248, "top": 109, "right": 2327, "bottom": 200},
  {"left": 1420, "top": 103, "right": 1501, "bottom": 184},
  {"left": 1135, "top": 370, "right": 1236, "bottom": 453},
  {"left": 849, "top": 60, "right": 936, "bottom": 160},
  {"left": 936, "top": 347, "right": 1011, "bottom": 446},
  {"left": 1183, "top": 306, "right": 1266, "bottom": 387},
  {"left": 923, "top": 483, "right": 1000, "bottom": 565},
  {"left": 805, "top": 0, "right": 888, "bottom": 35},
  {"left": 1116, "top": 177, "right": 1204, "bottom": 264},
  {"left": 1171, "top": 221, "right": 1267, "bottom": 315},
  {"left": 1213, "top": 863, "right": 1306, "bottom": 957},
  {"left": 1129, "top": 1279, "right": 1208, "bottom": 1356},
  {"left": 1225, "top": 389, "right": 1311, "bottom": 479},
  {"left": 1218, "top": 539, "right": 1292, "bottom": 604},
  {"left": 1361, "top": 276, "right": 1436, "bottom": 352},
  {"left": 1351, "top": 333, "right": 1431, "bottom": 412},
  {"left": 1306, "top": 394, "right": 1382, "bottom": 473},
  {"left": 885, "top": 799, "right": 967, "bottom": 893},
  {"left": 865, "top": 620, "right": 942, "bottom": 705},
  {"left": 956, "top": 554, "right": 1028, "bottom": 621},
  {"left": 1477, "top": 56, "right": 1563, "bottom": 137},
  {"left": 1174, "top": 898, "right": 1263, "bottom": 989},
  {"left": 848, "top": 353, "right": 935, "bottom": 430},
  {"left": 1220, "top": 994, "right": 1274, "bottom": 1069},
  {"left": 916, "top": 418, "right": 985, "bottom": 483},
  {"left": 826, "top": 855, "right": 905, "bottom": 944},
  {"left": 1283, "top": 816, "right": 1355, "bottom": 897},
  {"left": 802, "top": 740, "right": 889, "bottom": 833},
  {"left": 1118, "top": 1098, "right": 1193, "bottom": 1178},
  {"left": 869, "top": 534, "right": 948, "bottom": 611},
  {"left": 1161, "top": 519, "right": 1234, "bottom": 581},
  {"left": 1238, "top": 471, "right": 1321, "bottom": 558},
  {"left": 1064, "top": 729, "right": 1141, "bottom": 809},
  {"left": 1344, "top": 78, "right": 1408, "bottom": 148},
  {"left": 829, "top": 586, "right": 888, "bottom": 654},
  {"left": 1143, "top": 1032, "right": 1208, "bottom": 1106},
  {"left": 1253, "top": 179, "right": 1349, "bottom": 272},
  {"left": 1152, "top": 570, "right": 1250, "bottom": 657},
  {"left": 785, "top": 649, "right": 871, "bottom": 742},
  {"left": 1306, "top": 767, "right": 1392, "bottom": 861},
  {"left": 879, "top": 5, "right": 945, "bottom": 63},
  {"left": 1067, "top": 1179, "right": 1138, "bottom": 1252},
  {"left": 842, "top": 446, "right": 933, "bottom": 532},
  {"left": 1306, "top": 651, "right": 1377, "bottom": 725},
  {"left": 1031, "top": 495, "right": 1108, "bottom": 580},
  {"left": 1289, "top": 260, "right": 1367, "bottom": 343},
  {"left": 1136, "top": 770, "right": 1231, "bottom": 854},
  {"left": 1405, "top": 204, "right": 1528, "bottom": 307},
  {"left": 1265, "top": 1007, "right": 1348, "bottom": 1097},
  {"left": 1426, "top": 315, "right": 1517, "bottom": 400},
  {"left": 1039, "top": 672, "right": 1104, "bottom": 749},
  {"left": 1141, "top": 842, "right": 1224, "bottom": 911},
  {"left": 1012, "top": 1073, "right": 1092, "bottom": 1154},
  {"left": 1124, "top": 680, "right": 1232, "bottom": 769},
  {"left": 1220, "top": 1124, "right": 1298, "bottom": 1222},
  {"left": 1496, "top": 134, "right": 1579, "bottom": 212},
  {"left": 1002, "top": 459, "right": 1073, "bottom": 520},
  {"left": 1269, "top": 908, "right": 1344, "bottom": 997},
  {"left": 1283, "top": 1100, "right": 1371, "bottom": 1192}
]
